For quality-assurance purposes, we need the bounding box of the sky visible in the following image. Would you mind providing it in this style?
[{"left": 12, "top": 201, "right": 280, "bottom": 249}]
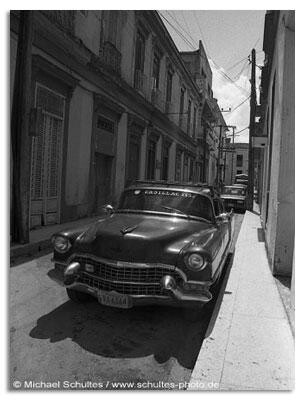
[{"left": 160, "top": 10, "right": 266, "bottom": 143}]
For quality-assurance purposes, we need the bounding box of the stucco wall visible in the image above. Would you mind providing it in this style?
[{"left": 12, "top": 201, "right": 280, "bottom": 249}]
[
  {"left": 262, "top": 11, "right": 295, "bottom": 276},
  {"left": 120, "top": 12, "right": 135, "bottom": 86},
  {"left": 75, "top": 11, "right": 101, "bottom": 55},
  {"left": 65, "top": 86, "right": 93, "bottom": 207}
]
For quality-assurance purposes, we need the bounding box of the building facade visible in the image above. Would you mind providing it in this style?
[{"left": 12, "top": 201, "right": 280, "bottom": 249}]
[
  {"left": 256, "top": 10, "right": 294, "bottom": 277},
  {"left": 10, "top": 10, "right": 224, "bottom": 237}
]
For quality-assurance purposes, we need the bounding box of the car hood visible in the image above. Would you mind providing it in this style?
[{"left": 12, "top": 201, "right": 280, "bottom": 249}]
[{"left": 73, "top": 212, "right": 216, "bottom": 264}]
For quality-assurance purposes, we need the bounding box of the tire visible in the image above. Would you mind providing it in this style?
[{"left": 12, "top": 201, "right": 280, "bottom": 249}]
[
  {"left": 66, "top": 288, "right": 94, "bottom": 303},
  {"left": 183, "top": 306, "right": 205, "bottom": 322}
]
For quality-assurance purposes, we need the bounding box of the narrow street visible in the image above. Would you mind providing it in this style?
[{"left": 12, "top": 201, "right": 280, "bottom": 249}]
[{"left": 10, "top": 214, "right": 244, "bottom": 389}]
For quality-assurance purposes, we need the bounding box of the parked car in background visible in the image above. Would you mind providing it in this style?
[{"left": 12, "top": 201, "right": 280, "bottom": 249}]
[
  {"left": 49, "top": 181, "right": 234, "bottom": 320},
  {"left": 221, "top": 185, "right": 247, "bottom": 212},
  {"left": 234, "top": 173, "right": 248, "bottom": 186}
]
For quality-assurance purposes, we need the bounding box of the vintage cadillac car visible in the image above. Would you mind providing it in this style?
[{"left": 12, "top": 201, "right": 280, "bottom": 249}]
[
  {"left": 49, "top": 181, "right": 234, "bottom": 318},
  {"left": 221, "top": 185, "right": 247, "bottom": 212}
]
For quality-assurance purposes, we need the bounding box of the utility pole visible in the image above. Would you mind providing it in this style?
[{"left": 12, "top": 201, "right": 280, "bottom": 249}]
[
  {"left": 216, "top": 125, "right": 223, "bottom": 189},
  {"left": 11, "top": 11, "right": 34, "bottom": 243},
  {"left": 230, "top": 126, "right": 236, "bottom": 184},
  {"left": 247, "top": 48, "right": 256, "bottom": 211}
]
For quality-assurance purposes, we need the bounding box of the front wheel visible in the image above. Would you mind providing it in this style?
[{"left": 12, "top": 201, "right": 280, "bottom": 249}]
[{"left": 66, "top": 288, "right": 94, "bottom": 303}]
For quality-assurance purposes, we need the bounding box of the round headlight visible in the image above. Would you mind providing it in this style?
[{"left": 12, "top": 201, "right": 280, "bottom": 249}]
[
  {"left": 53, "top": 236, "right": 71, "bottom": 253},
  {"left": 186, "top": 253, "right": 206, "bottom": 271}
]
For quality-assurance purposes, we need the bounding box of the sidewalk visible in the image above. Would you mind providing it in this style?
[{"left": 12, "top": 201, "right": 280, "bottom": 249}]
[
  {"left": 189, "top": 210, "right": 294, "bottom": 391},
  {"left": 10, "top": 216, "right": 99, "bottom": 263}
]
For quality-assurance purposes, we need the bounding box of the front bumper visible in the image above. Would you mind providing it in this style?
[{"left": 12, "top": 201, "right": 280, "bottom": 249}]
[{"left": 48, "top": 261, "right": 213, "bottom": 309}]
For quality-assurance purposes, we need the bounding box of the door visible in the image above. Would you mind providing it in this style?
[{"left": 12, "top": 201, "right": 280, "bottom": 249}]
[
  {"left": 95, "top": 153, "right": 113, "bottom": 213},
  {"left": 126, "top": 137, "right": 140, "bottom": 187},
  {"left": 30, "top": 84, "right": 65, "bottom": 228}
]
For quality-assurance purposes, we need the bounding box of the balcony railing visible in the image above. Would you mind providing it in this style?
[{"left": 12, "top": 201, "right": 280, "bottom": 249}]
[
  {"left": 134, "top": 69, "right": 146, "bottom": 92},
  {"left": 100, "top": 41, "right": 122, "bottom": 75},
  {"left": 41, "top": 11, "right": 75, "bottom": 35}
]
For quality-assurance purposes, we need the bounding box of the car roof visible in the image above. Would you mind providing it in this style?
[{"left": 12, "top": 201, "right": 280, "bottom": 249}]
[{"left": 127, "top": 180, "right": 220, "bottom": 198}]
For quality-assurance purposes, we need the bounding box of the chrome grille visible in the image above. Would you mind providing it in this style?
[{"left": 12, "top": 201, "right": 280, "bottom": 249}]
[
  {"left": 80, "top": 272, "right": 163, "bottom": 296},
  {"left": 71, "top": 255, "right": 182, "bottom": 296}
]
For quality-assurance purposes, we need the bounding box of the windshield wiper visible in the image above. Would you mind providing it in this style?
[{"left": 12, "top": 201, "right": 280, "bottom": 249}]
[{"left": 160, "top": 206, "right": 190, "bottom": 218}]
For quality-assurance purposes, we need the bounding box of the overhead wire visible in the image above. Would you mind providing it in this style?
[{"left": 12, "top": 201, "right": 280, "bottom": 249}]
[
  {"left": 165, "top": 11, "right": 197, "bottom": 49},
  {"left": 181, "top": 10, "right": 193, "bottom": 42},
  {"left": 230, "top": 96, "right": 251, "bottom": 113},
  {"left": 192, "top": 10, "right": 210, "bottom": 56},
  {"left": 158, "top": 12, "right": 196, "bottom": 51}
]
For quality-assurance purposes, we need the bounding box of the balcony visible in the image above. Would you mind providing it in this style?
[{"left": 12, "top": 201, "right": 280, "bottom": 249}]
[
  {"left": 41, "top": 11, "right": 75, "bottom": 35},
  {"left": 134, "top": 69, "right": 147, "bottom": 93},
  {"left": 99, "top": 41, "right": 121, "bottom": 75}
]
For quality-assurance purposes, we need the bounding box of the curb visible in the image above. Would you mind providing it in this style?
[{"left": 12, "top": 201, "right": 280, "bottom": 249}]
[{"left": 10, "top": 238, "right": 53, "bottom": 263}]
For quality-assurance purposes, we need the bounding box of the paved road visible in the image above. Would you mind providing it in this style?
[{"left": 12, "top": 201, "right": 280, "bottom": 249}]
[{"left": 10, "top": 214, "right": 244, "bottom": 390}]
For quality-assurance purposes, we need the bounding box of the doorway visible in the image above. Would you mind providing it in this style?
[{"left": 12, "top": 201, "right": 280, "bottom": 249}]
[
  {"left": 95, "top": 153, "right": 113, "bottom": 214},
  {"left": 30, "top": 84, "right": 65, "bottom": 228}
]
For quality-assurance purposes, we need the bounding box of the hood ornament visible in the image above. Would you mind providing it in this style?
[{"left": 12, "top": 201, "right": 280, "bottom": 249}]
[{"left": 120, "top": 225, "right": 138, "bottom": 235}]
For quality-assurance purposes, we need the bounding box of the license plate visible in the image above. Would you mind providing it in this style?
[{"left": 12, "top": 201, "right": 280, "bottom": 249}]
[{"left": 97, "top": 290, "right": 132, "bottom": 309}]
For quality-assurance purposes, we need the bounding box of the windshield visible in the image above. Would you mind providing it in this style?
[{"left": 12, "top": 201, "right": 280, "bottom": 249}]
[
  {"left": 118, "top": 189, "right": 214, "bottom": 222},
  {"left": 223, "top": 187, "right": 245, "bottom": 196}
]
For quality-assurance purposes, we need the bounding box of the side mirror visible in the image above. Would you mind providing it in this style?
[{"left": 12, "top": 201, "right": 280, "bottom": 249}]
[
  {"left": 216, "top": 213, "right": 230, "bottom": 223},
  {"left": 102, "top": 204, "right": 114, "bottom": 216}
]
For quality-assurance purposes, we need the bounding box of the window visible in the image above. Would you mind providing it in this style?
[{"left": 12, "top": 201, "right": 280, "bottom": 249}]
[
  {"left": 119, "top": 190, "right": 214, "bottom": 221},
  {"left": 162, "top": 143, "right": 170, "bottom": 181},
  {"left": 97, "top": 116, "right": 115, "bottom": 133},
  {"left": 166, "top": 70, "right": 173, "bottom": 103},
  {"left": 135, "top": 30, "right": 145, "bottom": 73},
  {"left": 213, "top": 199, "right": 223, "bottom": 216},
  {"left": 193, "top": 107, "right": 197, "bottom": 138},
  {"left": 175, "top": 150, "right": 182, "bottom": 181},
  {"left": 187, "top": 100, "right": 191, "bottom": 134},
  {"left": 152, "top": 52, "right": 161, "bottom": 89},
  {"left": 236, "top": 154, "right": 243, "bottom": 167},
  {"left": 183, "top": 154, "right": 188, "bottom": 181},
  {"left": 189, "top": 158, "right": 194, "bottom": 181},
  {"left": 146, "top": 138, "right": 157, "bottom": 180},
  {"left": 108, "top": 11, "right": 119, "bottom": 45},
  {"left": 237, "top": 169, "right": 243, "bottom": 175},
  {"left": 179, "top": 88, "right": 185, "bottom": 127}
]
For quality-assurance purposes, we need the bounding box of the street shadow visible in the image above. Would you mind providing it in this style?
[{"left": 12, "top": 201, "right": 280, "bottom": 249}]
[
  {"left": 204, "top": 254, "right": 234, "bottom": 339},
  {"left": 10, "top": 248, "right": 52, "bottom": 267},
  {"left": 29, "top": 296, "right": 214, "bottom": 370},
  {"left": 275, "top": 275, "right": 291, "bottom": 289}
]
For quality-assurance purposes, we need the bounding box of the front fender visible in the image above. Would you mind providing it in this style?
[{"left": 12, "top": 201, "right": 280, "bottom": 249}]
[{"left": 176, "top": 226, "right": 222, "bottom": 281}]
